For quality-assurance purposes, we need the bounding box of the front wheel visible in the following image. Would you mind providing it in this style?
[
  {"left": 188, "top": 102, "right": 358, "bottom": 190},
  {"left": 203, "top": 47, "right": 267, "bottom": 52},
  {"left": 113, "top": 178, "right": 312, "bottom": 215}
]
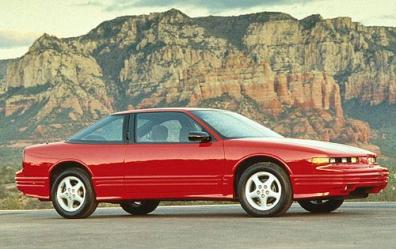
[
  {"left": 120, "top": 200, "right": 160, "bottom": 215},
  {"left": 51, "top": 168, "right": 97, "bottom": 219},
  {"left": 238, "top": 162, "right": 293, "bottom": 217},
  {"left": 298, "top": 198, "right": 344, "bottom": 213}
]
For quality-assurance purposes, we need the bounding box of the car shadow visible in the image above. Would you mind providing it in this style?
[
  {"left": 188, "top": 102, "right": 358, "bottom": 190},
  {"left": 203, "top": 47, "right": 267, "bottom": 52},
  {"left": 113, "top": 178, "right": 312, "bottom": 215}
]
[{"left": 48, "top": 208, "right": 368, "bottom": 220}]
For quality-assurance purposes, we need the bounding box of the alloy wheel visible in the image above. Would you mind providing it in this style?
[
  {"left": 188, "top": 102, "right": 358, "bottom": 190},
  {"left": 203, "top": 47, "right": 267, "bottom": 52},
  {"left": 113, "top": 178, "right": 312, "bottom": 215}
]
[
  {"left": 244, "top": 171, "right": 282, "bottom": 211},
  {"left": 56, "top": 176, "right": 86, "bottom": 212}
]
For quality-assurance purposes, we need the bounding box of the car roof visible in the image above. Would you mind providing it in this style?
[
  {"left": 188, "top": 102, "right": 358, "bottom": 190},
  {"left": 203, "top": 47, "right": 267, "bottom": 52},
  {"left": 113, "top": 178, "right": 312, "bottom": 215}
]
[{"left": 113, "top": 107, "right": 222, "bottom": 115}]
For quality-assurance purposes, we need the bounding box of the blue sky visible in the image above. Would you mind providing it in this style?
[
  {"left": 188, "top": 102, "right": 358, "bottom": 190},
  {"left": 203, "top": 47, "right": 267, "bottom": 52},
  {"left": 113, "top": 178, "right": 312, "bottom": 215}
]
[{"left": 0, "top": 0, "right": 395, "bottom": 59}]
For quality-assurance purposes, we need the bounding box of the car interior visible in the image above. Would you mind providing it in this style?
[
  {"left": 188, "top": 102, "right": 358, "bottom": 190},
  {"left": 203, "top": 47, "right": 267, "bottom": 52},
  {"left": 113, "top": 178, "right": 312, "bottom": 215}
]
[{"left": 135, "top": 112, "right": 203, "bottom": 143}]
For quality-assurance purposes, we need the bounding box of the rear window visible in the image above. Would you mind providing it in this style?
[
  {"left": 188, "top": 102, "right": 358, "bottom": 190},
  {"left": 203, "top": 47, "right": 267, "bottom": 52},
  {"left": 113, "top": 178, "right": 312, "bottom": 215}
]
[{"left": 68, "top": 115, "right": 124, "bottom": 143}]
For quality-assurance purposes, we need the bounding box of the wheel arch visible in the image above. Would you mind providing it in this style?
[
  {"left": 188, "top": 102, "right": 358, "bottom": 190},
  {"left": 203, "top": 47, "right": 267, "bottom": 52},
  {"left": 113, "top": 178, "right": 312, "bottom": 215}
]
[
  {"left": 232, "top": 154, "right": 292, "bottom": 199},
  {"left": 49, "top": 160, "right": 93, "bottom": 189}
]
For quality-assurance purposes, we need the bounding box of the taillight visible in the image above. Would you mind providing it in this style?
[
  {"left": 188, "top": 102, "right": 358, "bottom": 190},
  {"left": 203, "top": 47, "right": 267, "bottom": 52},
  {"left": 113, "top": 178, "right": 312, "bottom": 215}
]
[{"left": 21, "top": 149, "right": 26, "bottom": 169}]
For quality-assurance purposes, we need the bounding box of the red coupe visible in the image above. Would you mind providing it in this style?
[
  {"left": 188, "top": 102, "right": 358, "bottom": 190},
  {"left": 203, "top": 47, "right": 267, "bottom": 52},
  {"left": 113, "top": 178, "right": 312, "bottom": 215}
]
[{"left": 16, "top": 108, "right": 389, "bottom": 218}]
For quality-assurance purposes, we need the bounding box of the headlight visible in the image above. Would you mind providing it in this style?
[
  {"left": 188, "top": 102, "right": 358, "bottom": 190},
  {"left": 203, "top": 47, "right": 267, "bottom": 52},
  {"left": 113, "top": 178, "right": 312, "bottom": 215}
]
[
  {"left": 309, "top": 156, "right": 363, "bottom": 166},
  {"left": 367, "top": 157, "right": 376, "bottom": 164}
]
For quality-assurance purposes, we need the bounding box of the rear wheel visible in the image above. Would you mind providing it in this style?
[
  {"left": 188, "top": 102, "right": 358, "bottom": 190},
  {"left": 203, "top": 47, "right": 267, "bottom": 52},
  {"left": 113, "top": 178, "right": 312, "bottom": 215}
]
[
  {"left": 51, "top": 168, "right": 97, "bottom": 219},
  {"left": 238, "top": 162, "right": 293, "bottom": 217},
  {"left": 298, "top": 198, "right": 344, "bottom": 213},
  {"left": 120, "top": 200, "right": 160, "bottom": 215}
]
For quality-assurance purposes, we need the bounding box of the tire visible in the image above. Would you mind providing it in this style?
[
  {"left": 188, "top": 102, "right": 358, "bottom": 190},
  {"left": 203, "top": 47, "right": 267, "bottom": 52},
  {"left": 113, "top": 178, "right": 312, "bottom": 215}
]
[
  {"left": 238, "top": 162, "right": 293, "bottom": 217},
  {"left": 120, "top": 200, "right": 160, "bottom": 215},
  {"left": 51, "top": 168, "right": 97, "bottom": 219},
  {"left": 298, "top": 198, "right": 344, "bottom": 213}
]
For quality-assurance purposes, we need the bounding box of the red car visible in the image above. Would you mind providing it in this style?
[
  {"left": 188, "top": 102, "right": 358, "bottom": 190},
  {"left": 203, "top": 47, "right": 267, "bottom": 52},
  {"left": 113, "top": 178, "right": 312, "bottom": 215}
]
[{"left": 16, "top": 108, "right": 389, "bottom": 218}]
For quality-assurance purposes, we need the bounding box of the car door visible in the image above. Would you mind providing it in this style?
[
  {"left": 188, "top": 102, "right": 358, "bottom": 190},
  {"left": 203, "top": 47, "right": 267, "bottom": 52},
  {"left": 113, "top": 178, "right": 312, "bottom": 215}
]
[{"left": 124, "top": 111, "right": 225, "bottom": 199}]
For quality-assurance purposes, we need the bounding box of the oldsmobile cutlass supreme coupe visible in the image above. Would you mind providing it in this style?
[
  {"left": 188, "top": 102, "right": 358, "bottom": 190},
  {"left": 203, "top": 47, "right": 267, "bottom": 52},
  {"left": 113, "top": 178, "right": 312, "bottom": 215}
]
[{"left": 16, "top": 108, "right": 389, "bottom": 218}]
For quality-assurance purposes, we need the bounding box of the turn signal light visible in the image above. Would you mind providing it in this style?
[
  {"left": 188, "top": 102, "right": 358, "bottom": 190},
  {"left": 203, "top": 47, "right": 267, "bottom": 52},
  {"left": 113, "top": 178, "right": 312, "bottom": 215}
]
[{"left": 310, "top": 157, "right": 330, "bottom": 166}]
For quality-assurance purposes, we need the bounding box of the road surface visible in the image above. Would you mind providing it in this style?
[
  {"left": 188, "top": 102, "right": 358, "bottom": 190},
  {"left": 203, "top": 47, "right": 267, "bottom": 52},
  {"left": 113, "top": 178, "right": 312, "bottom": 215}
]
[{"left": 1, "top": 202, "right": 395, "bottom": 249}]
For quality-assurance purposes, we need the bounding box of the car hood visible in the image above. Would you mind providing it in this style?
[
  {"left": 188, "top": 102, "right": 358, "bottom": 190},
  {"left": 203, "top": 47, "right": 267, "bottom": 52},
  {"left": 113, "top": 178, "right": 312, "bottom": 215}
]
[{"left": 234, "top": 137, "right": 375, "bottom": 156}]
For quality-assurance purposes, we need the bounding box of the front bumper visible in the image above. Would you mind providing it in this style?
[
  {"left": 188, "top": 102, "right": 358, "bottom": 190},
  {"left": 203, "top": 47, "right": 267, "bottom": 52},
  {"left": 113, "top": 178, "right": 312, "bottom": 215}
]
[
  {"left": 15, "top": 170, "right": 50, "bottom": 200},
  {"left": 291, "top": 165, "right": 389, "bottom": 200}
]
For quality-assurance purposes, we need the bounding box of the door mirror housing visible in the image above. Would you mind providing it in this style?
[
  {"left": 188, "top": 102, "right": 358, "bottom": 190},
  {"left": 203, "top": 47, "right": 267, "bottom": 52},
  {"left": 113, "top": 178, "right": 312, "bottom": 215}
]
[{"left": 188, "top": 131, "right": 211, "bottom": 143}]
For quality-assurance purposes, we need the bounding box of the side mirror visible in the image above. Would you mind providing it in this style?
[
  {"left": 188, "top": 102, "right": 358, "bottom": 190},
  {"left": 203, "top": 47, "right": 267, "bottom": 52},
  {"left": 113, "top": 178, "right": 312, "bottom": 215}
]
[{"left": 188, "top": 131, "right": 211, "bottom": 143}]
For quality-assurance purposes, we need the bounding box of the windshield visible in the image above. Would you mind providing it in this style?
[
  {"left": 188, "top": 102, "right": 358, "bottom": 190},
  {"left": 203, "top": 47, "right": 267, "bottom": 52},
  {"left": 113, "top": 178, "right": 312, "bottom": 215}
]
[{"left": 192, "top": 110, "right": 283, "bottom": 139}]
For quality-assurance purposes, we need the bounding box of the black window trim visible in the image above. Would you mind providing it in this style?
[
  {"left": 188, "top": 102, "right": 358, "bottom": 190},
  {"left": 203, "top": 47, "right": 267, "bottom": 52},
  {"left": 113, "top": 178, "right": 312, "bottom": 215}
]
[
  {"left": 130, "top": 111, "right": 215, "bottom": 145},
  {"left": 126, "top": 113, "right": 135, "bottom": 144}
]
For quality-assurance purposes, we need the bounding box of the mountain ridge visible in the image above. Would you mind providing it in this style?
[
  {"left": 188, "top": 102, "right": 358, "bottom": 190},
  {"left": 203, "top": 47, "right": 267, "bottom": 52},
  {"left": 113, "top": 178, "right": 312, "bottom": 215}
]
[{"left": 1, "top": 9, "right": 395, "bottom": 158}]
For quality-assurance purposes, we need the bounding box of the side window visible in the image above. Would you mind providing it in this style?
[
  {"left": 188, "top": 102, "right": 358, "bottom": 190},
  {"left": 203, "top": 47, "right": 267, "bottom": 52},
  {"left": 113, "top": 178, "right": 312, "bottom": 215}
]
[
  {"left": 135, "top": 112, "right": 203, "bottom": 143},
  {"left": 161, "top": 120, "right": 182, "bottom": 142},
  {"left": 69, "top": 115, "right": 125, "bottom": 143}
]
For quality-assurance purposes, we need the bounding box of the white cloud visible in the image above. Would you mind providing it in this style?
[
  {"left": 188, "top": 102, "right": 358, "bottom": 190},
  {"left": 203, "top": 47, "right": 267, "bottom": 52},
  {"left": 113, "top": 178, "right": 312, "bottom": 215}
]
[
  {"left": 0, "top": 47, "right": 30, "bottom": 60},
  {"left": 0, "top": 30, "right": 41, "bottom": 48}
]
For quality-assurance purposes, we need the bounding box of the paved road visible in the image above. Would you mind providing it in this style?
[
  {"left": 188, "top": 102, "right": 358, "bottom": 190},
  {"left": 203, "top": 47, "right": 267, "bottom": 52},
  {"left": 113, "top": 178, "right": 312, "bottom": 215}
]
[{"left": 1, "top": 202, "right": 395, "bottom": 249}]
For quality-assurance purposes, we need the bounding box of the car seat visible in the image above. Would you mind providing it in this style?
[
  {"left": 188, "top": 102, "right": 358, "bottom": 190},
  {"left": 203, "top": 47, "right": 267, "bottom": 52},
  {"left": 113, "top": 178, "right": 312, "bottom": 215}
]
[{"left": 151, "top": 125, "right": 168, "bottom": 142}]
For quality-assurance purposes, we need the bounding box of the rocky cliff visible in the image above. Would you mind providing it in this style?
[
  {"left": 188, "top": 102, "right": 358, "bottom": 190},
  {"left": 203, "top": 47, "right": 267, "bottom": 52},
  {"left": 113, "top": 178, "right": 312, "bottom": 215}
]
[
  {"left": 1, "top": 9, "right": 395, "bottom": 147},
  {"left": 0, "top": 59, "right": 13, "bottom": 94}
]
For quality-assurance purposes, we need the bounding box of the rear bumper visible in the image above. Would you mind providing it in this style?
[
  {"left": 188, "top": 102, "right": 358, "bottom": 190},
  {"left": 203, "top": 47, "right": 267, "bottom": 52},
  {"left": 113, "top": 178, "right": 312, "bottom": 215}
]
[
  {"left": 291, "top": 165, "right": 389, "bottom": 200},
  {"left": 15, "top": 170, "right": 50, "bottom": 200}
]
